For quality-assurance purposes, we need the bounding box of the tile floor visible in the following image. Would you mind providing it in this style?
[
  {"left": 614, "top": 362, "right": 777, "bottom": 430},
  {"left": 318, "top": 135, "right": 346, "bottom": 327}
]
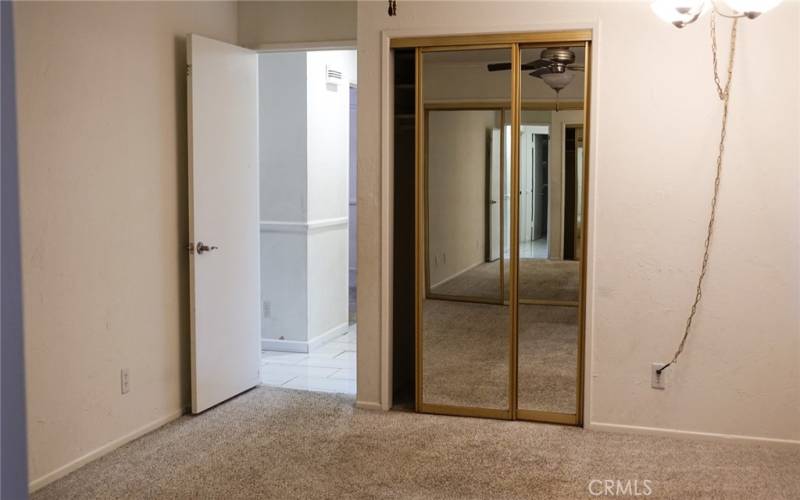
[
  {"left": 260, "top": 326, "right": 356, "bottom": 395},
  {"left": 505, "top": 238, "right": 549, "bottom": 260}
]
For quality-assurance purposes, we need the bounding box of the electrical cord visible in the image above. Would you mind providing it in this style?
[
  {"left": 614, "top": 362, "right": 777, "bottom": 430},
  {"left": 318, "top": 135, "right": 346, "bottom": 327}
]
[{"left": 657, "top": 12, "right": 738, "bottom": 376}]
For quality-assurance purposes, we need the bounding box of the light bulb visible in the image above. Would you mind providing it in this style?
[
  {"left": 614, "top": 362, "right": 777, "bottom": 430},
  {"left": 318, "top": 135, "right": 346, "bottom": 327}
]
[
  {"left": 651, "top": 0, "right": 709, "bottom": 28},
  {"left": 722, "top": 0, "right": 782, "bottom": 17}
]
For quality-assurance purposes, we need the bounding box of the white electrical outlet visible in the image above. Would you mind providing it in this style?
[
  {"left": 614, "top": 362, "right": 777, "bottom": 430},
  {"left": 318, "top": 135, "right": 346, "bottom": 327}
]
[
  {"left": 651, "top": 363, "right": 667, "bottom": 390},
  {"left": 121, "top": 368, "right": 130, "bottom": 394}
]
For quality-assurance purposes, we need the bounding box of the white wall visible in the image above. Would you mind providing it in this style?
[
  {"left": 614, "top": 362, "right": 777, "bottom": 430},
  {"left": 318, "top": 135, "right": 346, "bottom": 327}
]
[
  {"left": 259, "top": 52, "right": 309, "bottom": 343},
  {"left": 306, "top": 50, "right": 356, "bottom": 343},
  {"left": 358, "top": 1, "right": 800, "bottom": 442},
  {"left": 259, "top": 49, "right": 355, "bottom": 348},
  {"left": 238, "top": 1, "right": 356, "bottom": 48},
  {"left": 259, "top": 52, "right": 307, "bottom": 223},
  {"left": 13, "top": 1, "right": 239, "bottom": 488},
  {"left": 427, "top": 110, "right": 496, "bottom": 286}
]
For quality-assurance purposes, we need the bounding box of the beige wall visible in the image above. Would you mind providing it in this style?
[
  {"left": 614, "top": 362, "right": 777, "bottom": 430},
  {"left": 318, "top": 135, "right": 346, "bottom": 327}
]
[
  {"left": 238, "top": 1, "right": 356, "bottom": 48},
  {"left": 14, "top": 1, "right": 238, "bottom": 488},
  {"left": 358, "top": 1, "right": 800, "bottom": 442},
  {"left": 427, "top": 110, "right": 497, "bottom": 286}
]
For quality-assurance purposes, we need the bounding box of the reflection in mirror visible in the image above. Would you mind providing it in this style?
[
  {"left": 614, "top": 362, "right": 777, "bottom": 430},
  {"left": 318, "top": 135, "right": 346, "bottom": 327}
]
[
  {"left": 421, "top": 48, "right": 511, "bottom": 410},
  {"left": 426, "top": 109, "right": 503, "bottom": 302},
  {"left": 517, "top": 44, "right": 585, "bottom": 415}
]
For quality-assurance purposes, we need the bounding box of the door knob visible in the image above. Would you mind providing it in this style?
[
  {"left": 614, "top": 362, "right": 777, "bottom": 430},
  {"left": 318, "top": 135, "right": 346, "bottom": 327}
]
[{"left": 196, "top": 241, "right": 218, "bottom": 255}]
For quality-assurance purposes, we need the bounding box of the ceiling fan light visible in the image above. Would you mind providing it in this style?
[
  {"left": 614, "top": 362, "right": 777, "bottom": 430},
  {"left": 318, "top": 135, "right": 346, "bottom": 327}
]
[
  {"left": 721, "top": 0, "right": 782, "bottom": 16},
  {"left": 540, "top": 72, "right": 575, "bottom": 92},
  {"left": 651, "top": 0, "right": 709, "bottom": 26}
]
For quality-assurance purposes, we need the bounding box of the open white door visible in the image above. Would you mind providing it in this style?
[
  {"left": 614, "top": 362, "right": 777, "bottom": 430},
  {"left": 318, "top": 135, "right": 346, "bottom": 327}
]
[
  {"left": 187, "top": 34, "right": 260, "bottom": 413},
  {"left": 488, "top": 129, "right": 501, "bottom": 261}
]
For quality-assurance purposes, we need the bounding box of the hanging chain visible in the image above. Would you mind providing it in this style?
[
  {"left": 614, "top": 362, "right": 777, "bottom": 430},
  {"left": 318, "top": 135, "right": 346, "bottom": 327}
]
[{"left": 658, "top": 12, "right": 739, "bottom": 375}]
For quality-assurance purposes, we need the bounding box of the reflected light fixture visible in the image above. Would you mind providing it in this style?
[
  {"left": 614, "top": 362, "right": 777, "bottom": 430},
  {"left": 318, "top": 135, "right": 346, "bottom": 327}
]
[
  {"left": 651, "top": 0, "right": 782, "bottom": 28},
  {"left": 650, "top": 0, "right": 782, "bottom": 376},
  {"left": 540, "top": 72, "right": 575, "bottom": 93}
]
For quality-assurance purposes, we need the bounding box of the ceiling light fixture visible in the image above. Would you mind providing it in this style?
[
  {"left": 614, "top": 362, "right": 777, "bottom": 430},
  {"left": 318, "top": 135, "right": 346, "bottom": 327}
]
[{"left": 651, "top": 0, "right": 782, "bottom": 28}]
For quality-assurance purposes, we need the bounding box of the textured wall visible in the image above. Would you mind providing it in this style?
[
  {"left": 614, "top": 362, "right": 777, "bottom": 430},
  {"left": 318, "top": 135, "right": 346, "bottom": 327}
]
[
  {"left": 357, "top": 1, "right": 800, "bottom": 441},
  {"left": 14, "top": 1, "right": 239, "bottom": 487},
  {"left": 238, "top": 1, "right": 355, "bottom": 48}
]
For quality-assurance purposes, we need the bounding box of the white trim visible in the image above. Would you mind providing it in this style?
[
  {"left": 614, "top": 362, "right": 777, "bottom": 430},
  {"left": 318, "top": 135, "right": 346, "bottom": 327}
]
[
  {"left": 355, "top": 400, "right": 383, "bottom": 411},
  {"left": 261, "top": 337, "right": 309, "bottom": 353},
  {"left": 588, "top": 422, "right": 800, "bottom": 448},
  {"left": 252, "top": 40, "right": 358, "bottom": 53},
  {"left": 379, "top": 30, "right": 393, "bottom": 411},
  {"left": 260, "top": 217, "right": 348, "bottom": 234},
  {"left": 261, "top": 322, "right": 350, "bottom": 353},
  {"left": 308, "top": 217, "right": 349, "bottom": 233},
  {"left": 28, "top": 408, "right": 186, "bottom": 493}
]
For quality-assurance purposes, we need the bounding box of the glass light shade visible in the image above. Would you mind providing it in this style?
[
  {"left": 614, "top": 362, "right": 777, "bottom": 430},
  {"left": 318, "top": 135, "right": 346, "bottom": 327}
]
[
  {"left": 540, "top": 72, "right": 575, "bottom": 91},
  {"left": 651, "top": 0, "right": 708, "bottom": 26},
  {"left": 722, "top": 0, "right": 782, "bottom": 15}
]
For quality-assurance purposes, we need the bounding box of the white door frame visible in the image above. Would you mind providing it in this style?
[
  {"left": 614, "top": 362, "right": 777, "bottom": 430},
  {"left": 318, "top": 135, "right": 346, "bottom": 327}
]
[{"left": 376, "top": 23, "right": 600, "bottom": 417}]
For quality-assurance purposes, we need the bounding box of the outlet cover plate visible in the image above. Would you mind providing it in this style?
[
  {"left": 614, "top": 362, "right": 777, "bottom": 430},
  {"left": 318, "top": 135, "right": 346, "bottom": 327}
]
[{"left": 651, "top": 363, "right": 667, "bottom": 390}]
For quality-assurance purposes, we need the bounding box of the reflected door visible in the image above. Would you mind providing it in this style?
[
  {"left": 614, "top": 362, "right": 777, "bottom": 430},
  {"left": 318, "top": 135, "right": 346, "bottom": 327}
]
[{"left": 488, "top": 129, "right": 502, "bottom": 262}]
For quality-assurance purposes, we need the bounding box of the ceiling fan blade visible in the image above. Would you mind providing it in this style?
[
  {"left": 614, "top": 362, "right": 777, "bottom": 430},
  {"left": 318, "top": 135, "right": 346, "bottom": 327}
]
[
  {"left": 487, "top": 62, "right": 512, "bottom": 72},
  {"left": 567, "top": 65, "right": 585, "bottom": 71},
  {"left": 531, "top": 59, "right": 552, "bottom": 69},
  {"left": 529, "top": 68, "right": 550, "bottom": 78},
  {"left": 487, "top": 61, "right": 542, "bottom": 72}
]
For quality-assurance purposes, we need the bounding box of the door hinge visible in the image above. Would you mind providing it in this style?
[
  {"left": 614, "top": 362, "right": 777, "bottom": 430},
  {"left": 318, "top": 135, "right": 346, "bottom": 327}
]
[{"left": 186, "top": 64, "right": 192, "bottom": 77}]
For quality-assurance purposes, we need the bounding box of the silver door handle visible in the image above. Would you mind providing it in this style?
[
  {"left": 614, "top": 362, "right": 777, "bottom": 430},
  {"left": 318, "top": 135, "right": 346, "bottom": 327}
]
[{"left": 196, "top": 241, "right": 218, "bottom": 255}]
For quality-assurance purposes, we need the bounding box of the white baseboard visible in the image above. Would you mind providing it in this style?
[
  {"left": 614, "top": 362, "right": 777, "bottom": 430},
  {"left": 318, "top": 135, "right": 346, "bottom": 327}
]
[
  {"left": 29, "top": 407, "right": 186, "bottom": 493},
  {"left": 262, "top": 322, "right": 350, "bottom": 353},
  {"left": 430, "top": 261, "right": 483, "bottom": 289},
  {"left": 260, "top": 338, "right": 309, "bottom": 353},
  {"left": 355, "top": 400, "right": 383, "bottom": 411},
  {"left": 588, "top": 421, "right": 800, "bottom": 448}
]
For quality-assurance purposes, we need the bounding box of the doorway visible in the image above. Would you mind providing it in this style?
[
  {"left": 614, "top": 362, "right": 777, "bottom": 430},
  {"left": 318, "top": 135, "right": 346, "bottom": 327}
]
[
  {"left": 256, "top": 49, "right": 358, "bottom": 395},
  {"left": 186, "top": 37, "right": 358, "bottom": 413}
]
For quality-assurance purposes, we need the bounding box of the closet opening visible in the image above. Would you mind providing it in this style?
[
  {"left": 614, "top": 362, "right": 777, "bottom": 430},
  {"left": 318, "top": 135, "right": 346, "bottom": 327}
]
[{"left": 390, "top": 31, "right": 592, "bottom": 425}]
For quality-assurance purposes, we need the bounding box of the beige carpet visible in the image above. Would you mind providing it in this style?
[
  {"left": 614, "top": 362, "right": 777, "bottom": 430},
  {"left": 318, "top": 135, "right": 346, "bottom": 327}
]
[
  {"left": 430, "top": 259, "right": 579, "bottom": 302},
  {"left": 33, "top": 386, "right": 800, "bottom": 499},
  {"left": 422, "top": 301, "right": 577, "bottom": 413}
]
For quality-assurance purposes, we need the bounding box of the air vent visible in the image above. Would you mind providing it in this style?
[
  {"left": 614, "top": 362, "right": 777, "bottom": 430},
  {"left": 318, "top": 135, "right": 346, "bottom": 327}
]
[{"left": 326, "top": 65, "right": 343, "bottom": 86}]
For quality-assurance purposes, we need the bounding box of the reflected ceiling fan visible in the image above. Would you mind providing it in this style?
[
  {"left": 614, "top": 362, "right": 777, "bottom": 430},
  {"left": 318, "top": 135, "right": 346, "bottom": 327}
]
[{"left": 487, "top": 47, "right": 584, "bottom": 100}]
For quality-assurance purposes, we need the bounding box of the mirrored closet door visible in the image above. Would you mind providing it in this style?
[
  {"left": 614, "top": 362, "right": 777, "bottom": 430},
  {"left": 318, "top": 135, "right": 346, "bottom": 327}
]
[
  {"left": 516, "top": 44, "right": 587, "bottom": 423},
  {"left": 419, "top": 46, "right": 513, "bottom": 417},
  {"left": 400, "top": 32, "right": 591, "bottom": 425}
]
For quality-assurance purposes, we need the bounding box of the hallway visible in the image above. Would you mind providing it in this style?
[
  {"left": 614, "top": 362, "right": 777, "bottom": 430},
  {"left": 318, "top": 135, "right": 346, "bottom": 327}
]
[{"left": 260, "top": 327, "right": 356, "bottom": 394}]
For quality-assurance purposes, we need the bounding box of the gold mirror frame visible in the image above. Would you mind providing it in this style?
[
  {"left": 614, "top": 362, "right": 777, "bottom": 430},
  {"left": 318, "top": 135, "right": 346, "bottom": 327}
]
[{"left": 402, "top": 30, "right": 592, "bottom": 426}]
